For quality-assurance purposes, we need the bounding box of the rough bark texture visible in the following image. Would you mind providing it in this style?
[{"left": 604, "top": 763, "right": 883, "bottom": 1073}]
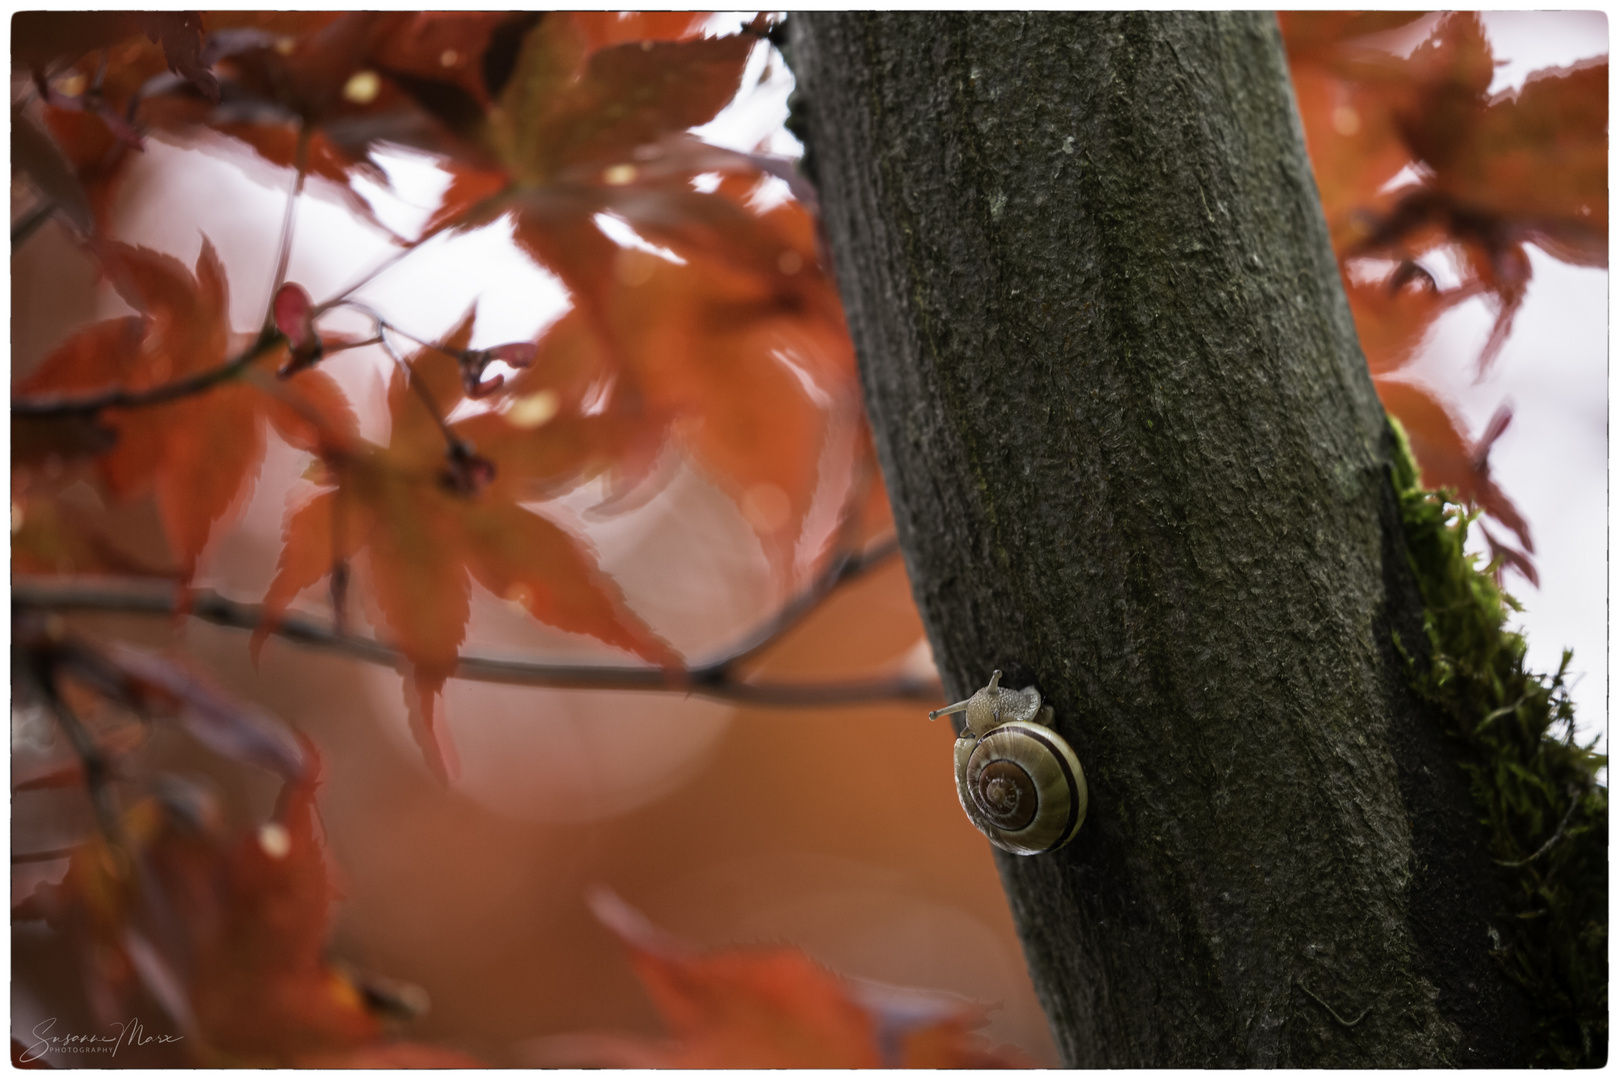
[{"left": 790, "top": 12, "right": 1537, "bottom": 1067}]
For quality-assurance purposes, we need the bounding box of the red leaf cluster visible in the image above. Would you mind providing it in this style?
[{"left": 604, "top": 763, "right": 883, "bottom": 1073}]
[
  {"left": 1282, "top": 13, "right": 1605, "bottom": 580},
  {"left": 19, "top": 736, "right": 468, "bottom": 1066},
  {"left": 15, "top": 11, "right": 859, "bottom": 778},
  {"left": 258, "top": 313, "right": 681, "bottom": 780},
  {"left": 520, "top": 890, "right": 1035, "bottom": 1068},
  {"left": 14, "top": 242, "right": 357, "bottom": 577}
]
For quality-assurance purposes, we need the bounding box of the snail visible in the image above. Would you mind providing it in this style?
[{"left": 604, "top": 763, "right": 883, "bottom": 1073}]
[{"left": 930, "top": 670, "right": 1087, "bottom": 856}]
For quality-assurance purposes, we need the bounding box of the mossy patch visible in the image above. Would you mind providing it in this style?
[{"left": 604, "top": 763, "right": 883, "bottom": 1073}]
[{"left": 1390, "top": 418, "right": 1607, "bottom": 1066}]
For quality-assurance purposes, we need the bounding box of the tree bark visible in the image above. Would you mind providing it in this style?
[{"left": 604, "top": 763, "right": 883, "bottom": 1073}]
[{"left": 790, "top": 12, "right": 1536, "bottom": 1067}]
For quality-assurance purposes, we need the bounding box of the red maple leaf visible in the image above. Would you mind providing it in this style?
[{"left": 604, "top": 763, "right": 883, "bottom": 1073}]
[
  {"left": 258, "top": 312, "right": 679, "bottom": 781},
  {"left": 1285, "top": 12, "right": 1606, "bottom": 371},
  {"left": 29, "top": 735, "right": 472, "bottom": 1065},
  {"left": 522, "top": 889, "right": 1035, "bottom": 1068},
  {"left": 408, "top": 15, "right": 865, "bottom": 560},
  {"left": 13, "top": 240, "right": 358, "bottom": 579},
  {"left": 1279, "top": 12, "right": 1606, "bottom": 582}
]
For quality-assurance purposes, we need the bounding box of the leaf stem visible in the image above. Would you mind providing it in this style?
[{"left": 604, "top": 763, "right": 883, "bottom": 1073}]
[
  {"left": 313, "top": 215, "right": 465, "bottom": 316},
  {"left": 371, "top": 324, "right": 466, "bottom": 453},
  {"left": 263, "top": 125, "right": 311, "bottom": 329}
]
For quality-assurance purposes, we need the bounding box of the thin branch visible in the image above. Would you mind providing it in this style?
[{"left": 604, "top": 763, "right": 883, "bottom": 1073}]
[
  {"left": 339, "top": 300, "right": 465, "bottom": 367},
  {"left": 313, "top": 197, "right": 496, "bottom": 317},
  {"left": 13, "top": 577, "right": 941, "bottom": 708},
  {"left": 12, "top": 199, "right": 56, "bottom": 250},
  {"left": 1496, "top": 784, "right": 1583, "bottom": 869},
  {"left": 712, "top": 439, "right": 898, "bottom": 672},
  {"left": 11, "top": 328, "right": 282, "bottom": 418},
  {"left": 262, "top": 125, "right": 312, "bottom": 329},
  {"left": 716, "top": 533, "right": 901, "bottom": 673},
  {"left": 13, "top": 848, "right": 76, "bottom": 864},
  {"left": 315, "top": 241, "right": 421, "bottom": 315},
  {"left": 38, "top": 669, "right": 125, "bottom": 846}
]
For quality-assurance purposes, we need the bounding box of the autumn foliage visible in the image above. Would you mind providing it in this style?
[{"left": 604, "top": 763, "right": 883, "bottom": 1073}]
[
  {"left": 10, "top": 10, "right": 1605, "bottom": 1068},
  {"left": 1280, "top": 11, "right": 1606, "bottom": 583}
]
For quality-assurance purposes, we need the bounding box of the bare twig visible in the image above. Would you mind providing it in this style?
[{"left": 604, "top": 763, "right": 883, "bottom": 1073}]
[
  {"left": 13, "top": 576, "right": 939, "bottom": 708},
  {"left": 11, "top": 328, "right": 283, "bottom": 417},
  {"left": 313, "top": 195, "right": 502, "bottom": 316},
  {"left": 712, "top": 438, "right": 898, "bottom": 672},
  {"left": 38, "top": 668, "right": 125, "bottom": 845},
  {"left": 335, "top": 301, "right": 439, "bottom": 356},
  {"left": 316, "top": 242, "right": 421, "bottom": 315},
  {"left": 263, "top": 125, "right": 311, "bottom": 329},
  {"left": 1496, "top": 784, "right": 1583, "bottom": 869},
  {"left": 719, "top": 533, "right": 901, "bottom": 674},
  {"left": 12, "top": 199, "right": 57, "bottom": 250},
  {"left": 13, "top": 848, "right": 77, "bottom": 864}
]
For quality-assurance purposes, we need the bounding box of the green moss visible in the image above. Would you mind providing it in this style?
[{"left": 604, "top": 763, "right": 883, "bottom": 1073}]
[{"left": 1389, "top": 418, "right": 1607, "bottom": 1066}]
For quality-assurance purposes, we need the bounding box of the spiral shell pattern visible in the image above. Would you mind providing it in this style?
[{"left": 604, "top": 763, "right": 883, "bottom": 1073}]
[{"left": 955, "top": 720, "right": 1087, "bottom": 855}]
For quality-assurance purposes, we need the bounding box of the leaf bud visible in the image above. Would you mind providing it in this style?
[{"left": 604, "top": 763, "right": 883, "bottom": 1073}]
[
  {"left": 457, "top": 342, "right": 535, "bottom": 397},
  {"left": 273, "top": 282, "right": 324, "bottom": 377}
]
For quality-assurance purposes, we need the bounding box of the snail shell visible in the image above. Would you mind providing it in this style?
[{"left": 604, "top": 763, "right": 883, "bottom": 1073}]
[{"left": 933, "top": 671, "right": 1088, "bottom": 856}]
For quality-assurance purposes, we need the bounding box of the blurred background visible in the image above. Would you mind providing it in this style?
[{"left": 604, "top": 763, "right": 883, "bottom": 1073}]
[
  {"left": 1397, "top": 11, "right": 1607, "bottom": 748},
  {"left": 10, "top": 11, "right": 1606, "bottom": 1067}
]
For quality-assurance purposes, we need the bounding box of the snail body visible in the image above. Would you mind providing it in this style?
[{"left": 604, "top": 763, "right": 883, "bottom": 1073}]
[{"left": 931, "top": 670, "right": 1087, "bottom": 855}]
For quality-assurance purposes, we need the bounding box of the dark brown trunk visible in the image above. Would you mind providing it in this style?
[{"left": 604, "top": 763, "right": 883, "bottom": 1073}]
[{"left": 789, "top": 11, "right": 1536, "bottom": 1066}]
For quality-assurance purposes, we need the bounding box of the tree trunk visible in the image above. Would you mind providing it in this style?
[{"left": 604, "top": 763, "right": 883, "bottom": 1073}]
[{"left": 789, "top": 12, "right": 1537, "bottom": 1067}]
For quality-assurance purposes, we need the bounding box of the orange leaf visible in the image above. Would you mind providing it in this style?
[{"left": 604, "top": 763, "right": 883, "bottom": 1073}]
[
  {"left": 295, "top": 1042, "right": 488, "bottom": 1068},
  {"left": 538, "top": 890, "right": 1035, "bottom": 1069},
  {"left": 1282, "top": 11, "right": 1579, "bottom": 571},
  {"left": 262, "top": 314, "right": 678, "bottom": 779},
  {"left": 494, "top": 14, "right": 754, "bottom": 182},
  {"left": 1277, "top": 12, "right": 1430, "bottom": 64},
  {"left": 1342, "top": 261, "right": 1453, "bottom": 375},
  {"left": 16, "top": 241, "right": 360, "bottom": 580},
  {"left": 1446, "top": 59, "right": 1607, "bottom": 234},
  {"left": 31, "top": 738, "right": 422, "bottom": 1064},
  {"left": 1283, "top": 11, "right": 1604, "bottom": 343},
  {"left": 255, "top": 486, "right": 363, "bottom": 664},
  {"left": 458, "top": 308, "right": 659, "bottom": 500},
  {"left": 1287, "top": 62, "right": 1412, "bottom": 241},
  {"left": 394, "top": 16, "right": 855, "bottom": 568},
  {"left": 571, "top": 11, "right": 713, "bottom": 51},
  {"left": 1376, "top": 377, "right": 1533, "bottom": 555},
  {"left": 193, "top": 759, "right": 382, "bottom": 1059},
  {"left": 419, "top": 158, "right": 510, "bottom": 236},
  {"left": 369, "top": 12, "right": 512, "bottom": 107},
  {"left": 131, "top": 13, "right": 497, "bottom": 234},
  {"left": 500, "top": 188, "right": 857, "bottom": 565}
]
